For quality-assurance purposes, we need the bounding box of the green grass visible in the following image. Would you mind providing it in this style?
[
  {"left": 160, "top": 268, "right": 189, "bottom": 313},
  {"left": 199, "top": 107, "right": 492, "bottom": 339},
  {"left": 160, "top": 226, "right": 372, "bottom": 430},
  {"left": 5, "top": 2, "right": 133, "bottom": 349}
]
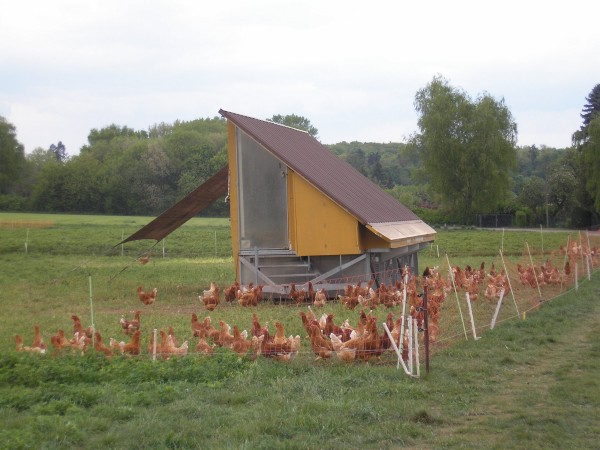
[{"left": 0, "top": 212, "right": 599, "bottom": 449}]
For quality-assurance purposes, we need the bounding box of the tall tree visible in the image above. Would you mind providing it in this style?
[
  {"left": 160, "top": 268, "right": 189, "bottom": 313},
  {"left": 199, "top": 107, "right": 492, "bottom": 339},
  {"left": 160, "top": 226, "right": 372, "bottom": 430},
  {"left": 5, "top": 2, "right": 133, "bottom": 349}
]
[
  {"left": 579, "top": 84, "right": 600, "bottom": 131},
  {"left": 49, "top": 141, "right": 68, "bottom": 162},
  {"left": 412, "top": 75, "right": 518, "bottom": 222},
  {"left": 581, "top": 115, "right": 600, "bottom": 214},
  {"left": 0, "top": 116, "right": 26, "bottom": 195},
  {"left": 267, "top": 114, "right": 319, "bottom": 137},
  {"left": 571, "top": 84, "right": 600, "bottom": 219}
]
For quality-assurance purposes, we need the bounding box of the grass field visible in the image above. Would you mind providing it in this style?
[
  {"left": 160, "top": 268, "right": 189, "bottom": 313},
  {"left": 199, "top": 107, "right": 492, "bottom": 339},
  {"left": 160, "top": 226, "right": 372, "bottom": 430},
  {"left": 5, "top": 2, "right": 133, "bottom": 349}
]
[{"left": 0, "top": 213, "right": 599, "bottom": 449}]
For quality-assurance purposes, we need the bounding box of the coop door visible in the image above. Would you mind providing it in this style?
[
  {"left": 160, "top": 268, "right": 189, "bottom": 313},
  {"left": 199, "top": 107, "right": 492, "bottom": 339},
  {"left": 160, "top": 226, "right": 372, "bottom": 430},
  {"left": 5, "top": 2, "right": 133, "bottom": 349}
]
[{"left": 237, "top": 130, "right": 288, "bottom": 249}]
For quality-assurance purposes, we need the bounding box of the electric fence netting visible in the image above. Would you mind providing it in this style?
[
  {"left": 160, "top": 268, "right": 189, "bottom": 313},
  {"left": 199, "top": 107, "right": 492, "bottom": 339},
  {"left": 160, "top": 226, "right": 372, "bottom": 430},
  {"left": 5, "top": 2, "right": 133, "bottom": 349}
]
[{"left": 7, "top": 226, "right": 600, "bottom": 377}]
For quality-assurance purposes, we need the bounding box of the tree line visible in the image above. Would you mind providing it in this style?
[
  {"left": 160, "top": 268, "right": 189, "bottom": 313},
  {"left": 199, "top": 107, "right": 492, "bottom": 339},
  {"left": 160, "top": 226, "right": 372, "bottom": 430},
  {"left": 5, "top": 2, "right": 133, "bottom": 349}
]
[{"left": 1, "top": 78, "right": 599, "bottom": 227}]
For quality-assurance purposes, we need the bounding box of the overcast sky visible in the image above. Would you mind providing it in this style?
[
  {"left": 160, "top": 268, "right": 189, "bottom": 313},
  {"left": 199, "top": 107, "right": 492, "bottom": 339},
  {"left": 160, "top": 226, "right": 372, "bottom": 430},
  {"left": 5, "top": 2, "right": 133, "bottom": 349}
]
[{"left": 1, "top": 0, "right": 599, "bottom": 155}]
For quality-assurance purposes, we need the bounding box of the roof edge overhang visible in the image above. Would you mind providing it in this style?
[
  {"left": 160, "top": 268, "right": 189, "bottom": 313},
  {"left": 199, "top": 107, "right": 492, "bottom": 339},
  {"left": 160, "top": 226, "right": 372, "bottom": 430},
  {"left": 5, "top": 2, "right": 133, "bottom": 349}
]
[{"left": 366, "top": 220, "right": 437, "bottom": 249}]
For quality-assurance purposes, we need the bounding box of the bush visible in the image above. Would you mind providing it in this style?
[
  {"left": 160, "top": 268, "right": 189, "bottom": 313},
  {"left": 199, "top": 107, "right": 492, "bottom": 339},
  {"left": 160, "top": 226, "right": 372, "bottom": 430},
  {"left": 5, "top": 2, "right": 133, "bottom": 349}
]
[
  {"left": 515, "top": 209, "right": 527, "bottom": 227},
  {"left": 0, "top": 194, "right": 29, "bottom": 211}
]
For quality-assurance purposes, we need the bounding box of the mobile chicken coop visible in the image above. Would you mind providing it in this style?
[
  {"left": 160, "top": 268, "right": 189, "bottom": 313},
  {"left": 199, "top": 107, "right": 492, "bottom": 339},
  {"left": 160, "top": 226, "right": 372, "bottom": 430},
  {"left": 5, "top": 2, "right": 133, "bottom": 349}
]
[{"left": 122, "top": 110, "right": 436, "bottom": 294}]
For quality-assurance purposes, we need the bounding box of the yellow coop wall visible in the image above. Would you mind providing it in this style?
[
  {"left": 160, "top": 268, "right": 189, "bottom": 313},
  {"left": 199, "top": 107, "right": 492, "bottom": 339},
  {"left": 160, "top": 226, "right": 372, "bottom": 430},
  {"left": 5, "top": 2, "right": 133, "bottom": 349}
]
[
  {"left": 288, "top": 171, "right": 360, "bottom": 256},
  {"left": 227, "top": 122, "right": 240, "bottom": 279}
]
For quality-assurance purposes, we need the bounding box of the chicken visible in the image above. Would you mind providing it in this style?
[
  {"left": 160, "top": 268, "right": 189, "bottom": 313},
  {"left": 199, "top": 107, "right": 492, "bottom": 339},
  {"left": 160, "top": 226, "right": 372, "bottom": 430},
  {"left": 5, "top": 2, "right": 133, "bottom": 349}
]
[
  {"left": 120, "top": 310, "right": 141, "bottom": 335},
  {"left": 165, "top": 333, "right": 188, "bottom": 356},
  {"left": 378, "top": 313, "right": 395, "bottom": 353},
  {"left": 251, "top": 312, "right": 264, "bottom": 338},
  {"left": 289, "top": 283, "right": 306, "bottom": 306},
  {"left": 307, "top": 281, "right": 316, "bottom": 303},
  {"left": 299, "top": 311, "right": 315, "bottom": 335},
  {"left": 151, "top": 330, "right": 169, "bottom": 358},
  {"left": 389, "top": 317, "right": 403, "bottom": 348},
  {"left": 153, "top": 331, "right": 171, "bottom": 358},
  {"left": 94, "top": 331, "right": 113, "bottom": 357},
  {"left": 488, "top": 262, "right": 497, "bottom": 278},
  {"left": 31, "top": 324, "right": 46, "bottom": 350},
  {"left": 167, "top": 326, "right": 179, "bottom": 348},
  {"left": 272, "top": 335, "right": 301, "bottom": 362},
  {"left": 15, "top": 335, "right": 44, "bottom": 354},
  {"left": 324, "top": 314, "right": 350, "bottom": 341},
  {"left": 360, "top": 317, "right": 384, "bottom": 360},
  {"left": 201, "top": 316, "right": 221, "bottom": 342},
  {"left": 70, "top": 332, "right": 88, "bottom": 352},
  {"left": 272, "top": 322, "right": 288, "bottom": 346},
  {"left": 123, "top": 330, "right": 141, "bottom": 355},
  {"left": 137, "top": 254, "right": 151, "bottom": 265},
  {"left": 257, "top": 284, "right": 266, "bottom": 303},
  {"left": 195, "top": 327, "right": 214, "bottom": 355},
  {"left": 109, "top": 337, "right": 121, "bottom": 353},
  {"left": 329, "top": 333, "right": 357, "bottom": 362},
  {"left": 356, "top": 279, "right": 374, "bottom": 297},
  {"left": 191, "top": 312, "right": 203, "bottom": 337},
  {"left": 378, "top": 283, "right": 396, "bottom": 308},
  {"left": 305, "top": 305, "right": 317, "bottom": 322},
  {"left": 50, "top": 329, "right": 71, "bottom": 350},
  {"left": 358, "top": 289, "right": 380, "bottom": 309},
  {"left": 71, "top": 314, "right": 93, "bottom": 339},
  {"left": 111, "top": 330, "right": 141, "bottom": 356},
  {"left": 200, "top": 282, "right": 220, "bottom": 311},
  {"left": 238, "top": 287, "right": 258, "bottom": 307},
  {"left": 231, "top": 325, "right": 253, "bottom": 356},
  {"left": 318, "top": 313, "right": 328, "bottom": 331},
  {"left": 15, "top": 325, "right": 47, "bottom": 354},
  {"left": 464, "top": 277, "right": 479, "bottom": 301},
  {"left": 339, "top": 293, "right": 359, "bottom": 310},
  {"left": 251, "top": 335, "right": 265, "bottom": 360},
  {"left": 306, "top": 322, "right": 334, "bottom": 359},
  {"left": 257, "top": 322, "right": 300, "bottom": 361},
  {"left": 215, "top": 320, "right": 234, "bottom": 348},
  {"left": 330, "top": 316, "right": 385, "bottom": 362},
  {"left": 313, "top": 288, "right": 327, "bottom": 308},
  {"left": 223, "top": 281, "right": 239, "bottom": 302},
  {"left": 137, "top": 286, "right": 157, "bottom": 305}
]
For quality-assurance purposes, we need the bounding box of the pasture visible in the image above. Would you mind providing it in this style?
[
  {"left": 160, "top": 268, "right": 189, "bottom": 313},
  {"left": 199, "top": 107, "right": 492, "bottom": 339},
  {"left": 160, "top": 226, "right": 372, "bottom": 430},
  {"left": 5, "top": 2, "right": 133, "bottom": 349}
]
[{"left": 0, "top": 213, "right": 599, "bottom": 449}]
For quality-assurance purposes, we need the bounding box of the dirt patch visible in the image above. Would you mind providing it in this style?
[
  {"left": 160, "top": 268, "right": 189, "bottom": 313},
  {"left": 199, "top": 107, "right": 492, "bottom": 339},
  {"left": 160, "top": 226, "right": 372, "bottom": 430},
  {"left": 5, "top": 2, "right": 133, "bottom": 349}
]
[{"left": 0, "top": 220, "right": 54, "bottom": 229}]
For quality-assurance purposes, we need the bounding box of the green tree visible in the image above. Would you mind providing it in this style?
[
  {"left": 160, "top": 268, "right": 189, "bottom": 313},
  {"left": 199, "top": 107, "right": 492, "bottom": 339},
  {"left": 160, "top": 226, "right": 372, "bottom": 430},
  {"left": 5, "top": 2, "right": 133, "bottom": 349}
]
[
  {"left": 267, "top": 114, "right": 318, "bottom": 137},
  {"left": 518, "top": 176, "right": 546, "bottom": 224},
  {"left": 344, "top": 147, "right": 368, "bottom": 176},
  {"left": 49, "top": 141, "right": 68, "bottom": 162},
  {"left": 30, "top": 159, "right": 68, "bottom": 211},
  {"left": 547, "top": 166, "right": 577, "bottom": 224},
  {"left": 574, "top": 84, "right": 600, "bottom": 141},
  {"left": 412, "top": 75, "right": 518, "bottom": 222},
  {"left": 0, "top": 116, "right": 26, "bottom": 195},
  {"left": 581, "top": 115, "right": 600, "bottom": 214},
  {"left": 572, "top": 84, "right": 600, "bottom": 218}
]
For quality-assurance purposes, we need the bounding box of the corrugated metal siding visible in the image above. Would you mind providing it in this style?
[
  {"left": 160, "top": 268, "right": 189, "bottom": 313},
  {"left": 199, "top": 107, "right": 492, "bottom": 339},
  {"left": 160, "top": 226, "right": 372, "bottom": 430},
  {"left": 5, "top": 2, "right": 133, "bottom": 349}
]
[{"left": 219, "top": 109, "right": 421, "bottom": 225}]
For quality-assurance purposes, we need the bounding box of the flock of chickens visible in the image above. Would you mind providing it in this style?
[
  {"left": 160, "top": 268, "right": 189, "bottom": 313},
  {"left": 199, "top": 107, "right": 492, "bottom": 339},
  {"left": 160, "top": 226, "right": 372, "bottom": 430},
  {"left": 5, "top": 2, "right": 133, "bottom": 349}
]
[{"left": 14, "top": 239, "right": 598, "bottom": 362}]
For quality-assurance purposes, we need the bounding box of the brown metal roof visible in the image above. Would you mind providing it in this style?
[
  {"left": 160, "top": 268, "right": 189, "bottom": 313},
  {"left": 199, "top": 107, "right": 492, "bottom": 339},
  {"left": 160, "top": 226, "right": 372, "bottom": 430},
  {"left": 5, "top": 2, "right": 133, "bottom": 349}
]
[
  {"left": 219, "top": 109, "right": 421, "bottom": 225},
  {"left": 119, "top": 165, "right": 229, "bottom": 244}
]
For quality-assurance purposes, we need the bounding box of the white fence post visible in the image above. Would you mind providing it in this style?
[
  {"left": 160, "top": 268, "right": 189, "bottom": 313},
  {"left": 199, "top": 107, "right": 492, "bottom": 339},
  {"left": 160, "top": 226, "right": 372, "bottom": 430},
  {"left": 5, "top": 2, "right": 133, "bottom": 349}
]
[
  {"left": 490, "top": 289, "right": 505, "bottom": 330},
  {"left": 465, "top": 292, "right": 480, "bottom": 340},
  {"left": 413, "top": 318, "right": 420, "bottom": 378},
  {"left": 152, "top": 328, "right": 158, "bottom": 361}
]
